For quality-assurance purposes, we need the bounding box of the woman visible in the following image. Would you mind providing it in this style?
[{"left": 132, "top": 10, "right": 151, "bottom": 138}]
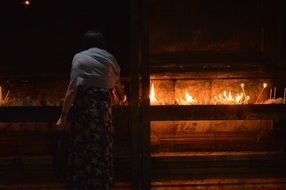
[{"left": 56, "top": 31, "right": 126, "bottom": 190}]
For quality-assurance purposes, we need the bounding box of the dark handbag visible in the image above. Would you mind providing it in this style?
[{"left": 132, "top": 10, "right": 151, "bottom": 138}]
[{"left": 52, "top": 131, "right": 68, "bottom": 180}]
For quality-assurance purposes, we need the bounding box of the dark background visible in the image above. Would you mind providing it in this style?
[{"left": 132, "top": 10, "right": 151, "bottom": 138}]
[
  {"left": 0, "top": 0, "right": 285, "bottom": 77},
  {"left": 149, "top": 0, "right": 285, "bottom": 69},
  {"left": 0, "top": 0, "right": 130, "bottom": 77}
]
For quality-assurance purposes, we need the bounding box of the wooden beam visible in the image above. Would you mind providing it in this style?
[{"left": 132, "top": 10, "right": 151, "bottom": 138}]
[
  {"left": 0, "top": 106, "right": 60, "bottom": 122},
  {"left": 149, "top": 105, "right": 286, "bottom": 121},
  {"left": 1, "top": 105, "right": 285, "bottom": 123},
  {"left": 0, "top": 106, "right": 129, "bottom": 122}
]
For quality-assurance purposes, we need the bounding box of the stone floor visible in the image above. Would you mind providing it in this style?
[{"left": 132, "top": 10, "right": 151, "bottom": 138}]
[
  {"left": 151, "top": 178, "right": 286, "bottom": 190},
  {"left": 1, "top": 178, "right": 286, "bottom": 190}
]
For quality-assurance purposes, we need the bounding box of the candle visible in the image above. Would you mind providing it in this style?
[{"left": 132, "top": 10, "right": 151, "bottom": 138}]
[
  {"left": 270, "top": 89, "right": 272, "bottom": 99},
  {"left": 240, "top": 83, "right": 248, "bottom": 104},
  {"left": 4, "top": 90, "right": 10, "bottom": 102},
  {"left": 273, "top": 87, "right": 276, "bottom": 99},
  {"left": 255, "top": 83, "right": 267, "bottom": 103}
]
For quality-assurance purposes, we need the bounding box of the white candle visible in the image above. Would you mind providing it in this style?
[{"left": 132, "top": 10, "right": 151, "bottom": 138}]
[
  {"left": 255, "top": 83, "right": 267, "bottom": 104},
  {"left": 4, "top": 90, "right": 10, "bottom": 102},
  {"left": 274, "top": 87, "right": 276, "bottom": 99},
  {"left": 240, "top": 83, "right": 248, "bottom": 104},
  {"left": 270, "top": 89, "right": 272, "bottom": 99}
]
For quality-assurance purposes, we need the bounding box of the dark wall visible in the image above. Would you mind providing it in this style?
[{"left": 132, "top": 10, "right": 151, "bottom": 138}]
[
  {"left": 0, "top": 0, "right": 130, "bottom": 77},
  {"left": 1, "top": 0, "right": 285, "bottom": 77},
  {"left": 150, "top": 0, "right": 262, "bottom": 54},
  {"left": 263, "top": 0, "right": 286, "bottom": 68},
  {"left": 149, "top": 0, "right": 285, "bottom": 68}
]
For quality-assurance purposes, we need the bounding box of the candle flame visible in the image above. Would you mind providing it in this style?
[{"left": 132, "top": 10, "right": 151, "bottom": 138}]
[
  {"left": 214, "top": 90, "right": 245, "bottom": 104},
  {"left": 149, "top": 81, "right": 254, "bottom": 105},
  {"left": 149, "top": 83, "right": 157, "bottom": 103},
  {"left": 24, "top": 0, "right": 30, "bottom": 5},
  {"left": 235, "top": 94, "right": 243, "bottom": 103},
  {"left": 263, "top": 83, "right": 267, "bottom": 88},
  {"left": 185, "top": 90, "right": 197, "bottom": 104},
  {"left": 0, "top": 86, "right": 11, "bottom": 106}
]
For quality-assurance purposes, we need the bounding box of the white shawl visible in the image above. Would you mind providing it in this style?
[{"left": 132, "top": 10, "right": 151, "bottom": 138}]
[{"left": 69, "top": 47, "right": 120, "bottom": 89}]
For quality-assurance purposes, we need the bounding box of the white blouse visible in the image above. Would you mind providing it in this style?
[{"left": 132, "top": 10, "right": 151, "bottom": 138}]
[{"left": 69, "top": 47, "right": 120, "bottom": 89}]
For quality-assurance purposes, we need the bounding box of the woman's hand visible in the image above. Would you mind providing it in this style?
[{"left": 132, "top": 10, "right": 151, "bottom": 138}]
[
  {"left": 56, "top": 116, "right": 68, "bottom": 131},
  {"left": 121, "top": 95, "right": 127, "bottom": 104},
  {"left": 56, "top": 85, "right": 77, "bottom": 131}
]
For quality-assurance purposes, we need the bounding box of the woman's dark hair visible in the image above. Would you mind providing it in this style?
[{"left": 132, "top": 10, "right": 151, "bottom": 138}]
[{"left": 83, "top": 31, "right": 106, "bottom": 49}]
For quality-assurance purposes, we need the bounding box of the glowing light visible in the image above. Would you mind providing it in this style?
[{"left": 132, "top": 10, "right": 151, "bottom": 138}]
[
  {"left": 235, "top": 93, "right": 243, "bottom": 103},
  {"left": 255, "top": 83, "right": 268, "bottom": 103},
  {"left": 149, "top": 83, "right": 157, "bottom": 103},
  {"left": 213, "top": 90, "right": 245, "bottom": 104},
  {"left": 148, "top": 81, "right": 259, "bottom": 105},
  {"left": 240, "top": 83, "right": 248, "bottom": 104},
  {"left": 24, "top": 0, "right": 30, "bottom": 5},
  {"left": 0, "top": 86, "right": 11, "bottom": 106},
  {"left": 185, "top": 91, "right": 197, "bottom": 104}
]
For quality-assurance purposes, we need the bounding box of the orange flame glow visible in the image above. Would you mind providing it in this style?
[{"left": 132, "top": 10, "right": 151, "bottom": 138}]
[
  {"left": 213, "top": 91, "right": 247, "bottom": 104},
  {"left": 24, "top": 0, "right": 30, "bottom": 5},
  {"left": 185, "top": 91, "right": 197, "bottom": 104},
  {"left": 0, "top": 86, "right": 11, "bottom": 106},
  {"left": 149, "top": 83, "right": 157, "bottom": 103},
  {"left": 149, "top": 82, "right": 254, "bottom": 105}
]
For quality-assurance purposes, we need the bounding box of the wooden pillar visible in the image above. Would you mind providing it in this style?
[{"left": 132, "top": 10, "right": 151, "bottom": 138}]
[
  {"left": 130, "top": 0, "right": 142, "bottom": 189},
  {"left": 130, "top": 0, "right": 150, "bottom": 189},
  {"left": 140, "top": 0, "right": 151, "bottom": 189}
]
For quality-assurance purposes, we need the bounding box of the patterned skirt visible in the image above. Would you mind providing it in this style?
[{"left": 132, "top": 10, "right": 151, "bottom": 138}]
[{"left": 67, "top": 86, "right": 114, "bottom": 190}]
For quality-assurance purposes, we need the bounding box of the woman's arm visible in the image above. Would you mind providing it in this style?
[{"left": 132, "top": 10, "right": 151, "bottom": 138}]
[
  {"left": 56, "top": 86, "right": 78, "bottom": 127},
  {"left": 113, "top": 81, "right": 127, "bottom": 104},
  {"left": 114, "top": 82, "right": 125, "bottom": 101}
]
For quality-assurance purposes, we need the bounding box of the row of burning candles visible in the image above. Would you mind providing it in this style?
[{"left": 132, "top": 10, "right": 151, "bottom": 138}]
[
  {"left": 0, "top": 86, "right": 61, "bottom": 106},
  {"left": 149, "top": 83, "right": 286, "bottom": 105},
  {"left": 0, "top": 86, "right": 10, "bottom": 106},
  {"left": 1, "top": 83, "right": 286, "bottom": 106}
]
